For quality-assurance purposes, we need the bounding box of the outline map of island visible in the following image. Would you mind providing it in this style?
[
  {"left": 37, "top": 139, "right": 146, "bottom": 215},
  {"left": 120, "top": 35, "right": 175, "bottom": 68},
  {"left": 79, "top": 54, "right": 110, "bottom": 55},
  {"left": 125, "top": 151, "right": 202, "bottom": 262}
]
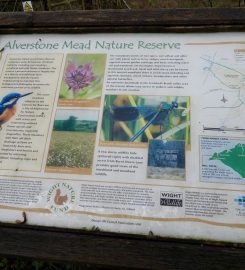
[
  {"left": 210, "top": 143, "right": 245, "bottom": 178},
  {"left": 200, "top": 136, "right": 245, "bottom": 184}
]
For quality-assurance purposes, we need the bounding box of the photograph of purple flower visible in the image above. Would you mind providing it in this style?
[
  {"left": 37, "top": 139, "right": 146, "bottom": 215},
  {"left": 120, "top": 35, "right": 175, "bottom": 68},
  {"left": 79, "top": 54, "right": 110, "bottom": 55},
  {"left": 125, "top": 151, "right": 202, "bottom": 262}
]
[
  {"left": 59, "top": 54, "right": 107, "bottom": 107},
  {"left": 65, "top": 62, "right": 96, "bottom": 96}
]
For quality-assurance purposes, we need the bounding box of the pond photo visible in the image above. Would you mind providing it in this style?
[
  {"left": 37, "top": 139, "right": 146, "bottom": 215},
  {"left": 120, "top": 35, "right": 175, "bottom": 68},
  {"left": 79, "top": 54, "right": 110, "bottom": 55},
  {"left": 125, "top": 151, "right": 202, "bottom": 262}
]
[{"left": 147, "top": 140, "right": 185, "bottom": 180}]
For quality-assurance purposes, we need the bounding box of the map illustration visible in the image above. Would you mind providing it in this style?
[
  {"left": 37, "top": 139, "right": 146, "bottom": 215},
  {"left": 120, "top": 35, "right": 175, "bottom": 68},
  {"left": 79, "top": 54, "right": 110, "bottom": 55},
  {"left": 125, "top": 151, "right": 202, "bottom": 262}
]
[
  {"left": 200, "top": 50, "right": 245, "bottom": 132},
  {"left": 200, "top": 136, "right": 245, "bottom": 184},
  {"left": 210, "top": 143, "right": 245, "bottom": 178}
]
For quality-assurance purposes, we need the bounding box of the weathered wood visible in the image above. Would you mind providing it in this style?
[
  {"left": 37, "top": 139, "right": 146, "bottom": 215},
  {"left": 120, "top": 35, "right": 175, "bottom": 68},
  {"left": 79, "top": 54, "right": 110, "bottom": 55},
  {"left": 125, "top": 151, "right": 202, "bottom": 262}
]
[
  {"left": 0, "top": 8, "right": 245, "bottom": 33},
  {"left": 1, "top": 24, "right": 245, "bottom": 34},
  {"left": 0, "top": 224, "right": 244, "bottom": 269}
]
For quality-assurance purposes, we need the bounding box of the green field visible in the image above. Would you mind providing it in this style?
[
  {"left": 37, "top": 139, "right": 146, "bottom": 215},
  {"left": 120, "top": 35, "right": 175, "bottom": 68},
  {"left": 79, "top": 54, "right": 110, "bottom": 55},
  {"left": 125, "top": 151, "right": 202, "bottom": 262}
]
[{"left": 47, "top": 131, "right": 96, "bottom": 168}]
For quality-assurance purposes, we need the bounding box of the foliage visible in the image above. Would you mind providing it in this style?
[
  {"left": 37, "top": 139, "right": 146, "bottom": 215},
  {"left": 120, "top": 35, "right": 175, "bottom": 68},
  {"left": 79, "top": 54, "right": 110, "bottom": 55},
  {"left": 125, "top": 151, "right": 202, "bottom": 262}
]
[
  {"left": 54, "top": 119, "right": 97, "bottom": 132},
  {"left": 0, "top": 257, "right": 78, "bottom": 270},
  {"left": 63, "top": 116, "right": 77, "bottom": 131},
  {"left": 0, "top": 0, "right": 244, "bottom": 12}
]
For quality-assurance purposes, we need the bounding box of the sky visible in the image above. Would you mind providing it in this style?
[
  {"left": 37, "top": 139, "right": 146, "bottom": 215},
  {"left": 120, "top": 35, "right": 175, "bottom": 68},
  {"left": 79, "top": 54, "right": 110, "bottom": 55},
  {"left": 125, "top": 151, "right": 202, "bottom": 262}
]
[{"left": 55, "top": 109, "right": 99, "bottom": 121}]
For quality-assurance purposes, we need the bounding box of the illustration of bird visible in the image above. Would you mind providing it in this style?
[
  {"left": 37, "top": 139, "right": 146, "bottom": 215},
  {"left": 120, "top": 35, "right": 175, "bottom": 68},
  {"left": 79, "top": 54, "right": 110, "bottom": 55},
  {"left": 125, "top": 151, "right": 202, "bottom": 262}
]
[{"left": 0, "top": 92, "right": 32, "bottom": 128}]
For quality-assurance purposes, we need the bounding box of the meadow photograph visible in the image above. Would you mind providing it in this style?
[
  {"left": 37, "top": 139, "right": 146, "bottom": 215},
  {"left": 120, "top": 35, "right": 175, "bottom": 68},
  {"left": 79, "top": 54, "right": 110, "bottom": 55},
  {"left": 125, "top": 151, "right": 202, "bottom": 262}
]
[
  {"left": 100, "top": 95, "right": 190, "bottom": 145},
  {"left": 59, "top": 53, "right": 107, "bottom": 107},
  {"left": 46, "top": 109, "right": 98, "bottom": 174}
]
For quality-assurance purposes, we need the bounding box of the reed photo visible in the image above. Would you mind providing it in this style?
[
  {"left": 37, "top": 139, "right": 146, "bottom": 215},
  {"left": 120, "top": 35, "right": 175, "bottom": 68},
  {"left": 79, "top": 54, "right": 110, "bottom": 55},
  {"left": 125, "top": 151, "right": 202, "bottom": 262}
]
[{"left": 100, "top": 95, "right": 190, "bottom": 145}]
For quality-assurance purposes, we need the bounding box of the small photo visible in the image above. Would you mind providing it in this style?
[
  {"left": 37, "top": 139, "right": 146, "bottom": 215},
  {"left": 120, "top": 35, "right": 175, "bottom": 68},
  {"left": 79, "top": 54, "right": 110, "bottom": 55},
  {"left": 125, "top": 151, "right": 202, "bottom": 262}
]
[
  {"left": 100, "top": 95, "right": 190, "bottom": 145},
  {"left": 0, "top": 91, "right": 33, "bottom": 129},
  {"left": 46, "top": 109, "right": 98, "bottom": 175},
  {"left": 147, "top": 140, "right": 185, "bottom": 180},
  {"left": 59, "top": 54, "right": 107, "bottom": 107}
]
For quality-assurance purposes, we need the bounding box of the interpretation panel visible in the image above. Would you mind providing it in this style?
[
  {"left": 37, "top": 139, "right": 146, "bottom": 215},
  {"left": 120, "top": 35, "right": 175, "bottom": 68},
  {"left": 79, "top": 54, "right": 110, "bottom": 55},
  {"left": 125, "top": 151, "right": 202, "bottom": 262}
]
[{"left": 0, "top": 33, "right": 244, "bottom": 243}]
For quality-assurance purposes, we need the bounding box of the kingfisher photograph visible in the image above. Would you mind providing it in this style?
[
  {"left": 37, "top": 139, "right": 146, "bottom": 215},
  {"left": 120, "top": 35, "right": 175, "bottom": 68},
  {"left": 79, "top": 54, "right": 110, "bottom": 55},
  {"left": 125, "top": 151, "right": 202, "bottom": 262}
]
[
  {"left": 0, "top": 91, "right": 32, "bottom": 129},
  {"left": 100, "top": 95, "right": 191, "bottom": 146},
  {"left": 58, "top": 53, "right": 107, "bottom": 108}
]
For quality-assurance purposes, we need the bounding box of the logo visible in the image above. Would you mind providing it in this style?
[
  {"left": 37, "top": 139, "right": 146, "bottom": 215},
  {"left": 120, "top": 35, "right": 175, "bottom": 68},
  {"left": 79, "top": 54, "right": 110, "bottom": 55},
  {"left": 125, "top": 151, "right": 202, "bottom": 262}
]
[
  {"left": 234, "top": 196, "right": 245, "bottom": 208},
  {"left": 160, "top": 191, "right": 183, "bottom": 207},
  {"left": 47, "top": 182, "right": 75, "bottom": 213}
]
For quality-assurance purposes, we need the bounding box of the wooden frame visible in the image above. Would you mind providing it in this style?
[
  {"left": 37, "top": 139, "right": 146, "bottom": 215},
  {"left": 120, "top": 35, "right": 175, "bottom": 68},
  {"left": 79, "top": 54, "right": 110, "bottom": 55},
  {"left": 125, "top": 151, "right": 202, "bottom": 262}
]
[
  {"left": 0, "top": 8, "right": 245, "bottom": 269},
  {"left": 0, "top": 8, "right": 245, "bottom": 33}
]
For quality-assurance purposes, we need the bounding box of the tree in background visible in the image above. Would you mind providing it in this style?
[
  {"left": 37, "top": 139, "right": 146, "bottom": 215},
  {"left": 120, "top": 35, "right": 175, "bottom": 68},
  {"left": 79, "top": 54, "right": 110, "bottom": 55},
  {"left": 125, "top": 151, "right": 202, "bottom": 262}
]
[{"left": 63, "top": 116, "right": 77, "bottom": 131}]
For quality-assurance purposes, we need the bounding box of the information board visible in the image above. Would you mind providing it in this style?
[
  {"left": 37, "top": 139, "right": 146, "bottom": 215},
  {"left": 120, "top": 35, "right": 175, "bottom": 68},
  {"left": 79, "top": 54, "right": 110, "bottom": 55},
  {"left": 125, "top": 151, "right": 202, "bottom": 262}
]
[{"left": 0, "top": 33, "right": 244, "bottom": 243}]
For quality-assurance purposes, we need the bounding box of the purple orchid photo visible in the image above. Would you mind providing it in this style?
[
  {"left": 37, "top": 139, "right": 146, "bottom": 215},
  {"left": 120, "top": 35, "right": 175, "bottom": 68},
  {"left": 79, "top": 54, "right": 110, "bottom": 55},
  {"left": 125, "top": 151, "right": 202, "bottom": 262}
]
[
  {"left": 65, "top": 62, "right": 96, "bottom": 96},
  {"left": 59, "top": 54, "right": 106, "bottom": 105}
]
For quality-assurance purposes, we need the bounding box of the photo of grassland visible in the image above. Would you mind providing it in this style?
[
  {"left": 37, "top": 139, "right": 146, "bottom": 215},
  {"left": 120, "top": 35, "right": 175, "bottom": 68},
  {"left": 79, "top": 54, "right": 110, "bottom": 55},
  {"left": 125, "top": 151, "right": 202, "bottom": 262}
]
[{"left": 46, "top": 109, "right": 98, "bottom": 172}]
